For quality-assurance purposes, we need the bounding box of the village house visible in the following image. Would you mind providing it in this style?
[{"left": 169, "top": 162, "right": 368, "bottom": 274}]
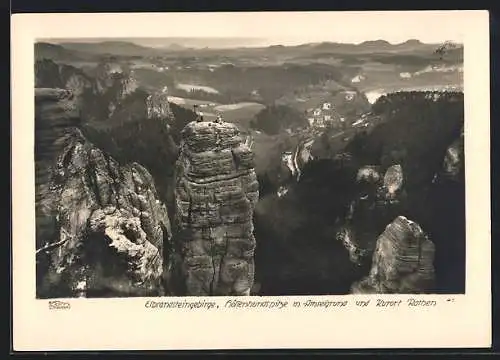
[
  {"left": 306, "top": 102, "right": 342, "bottom": 130},
  {"left": 351, "top": 74, "right": 366, "bottom": 83}
]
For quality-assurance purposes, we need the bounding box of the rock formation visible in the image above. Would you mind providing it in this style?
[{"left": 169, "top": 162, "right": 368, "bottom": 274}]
[
  {"left": 356, "top": 165, "right": 381, "bottom": 184},
  {"left": 382, "top": 164, "right": 404, "bottom": 200},
  {"left": 35, "top": 88, "right": 171, "bottom": 298},
  {"left": 35, "top": 60, "right": 95, "bottom": 98},
  {"left": 429, "top": 126, "right": 465, "bottom": 293},
  {"left": 351, "top": 216, "right": 435, "bottom": 294},
  {"left": 335, "top": 226, "right": 371, "bottom": 265},
  {"left": 172, "top": 120, "right": 259, "bottom": 296},
  {"left": 440, "top": 126, "right": 464, "bottom": 182},
  {"left": 146, "top": 87, "right": 174, "bottom": 120},
  {"left": 336, "top": 164, "right": 407, "bottom": 266},
  {"left": 35, "top": 59, "right": 141, "bottom": 123},
  {"left": 35, "top": 88, "right": 81, "bottom": 197},
  {"left": 93, "top": 62, "right": 138, "bottom": 95}
]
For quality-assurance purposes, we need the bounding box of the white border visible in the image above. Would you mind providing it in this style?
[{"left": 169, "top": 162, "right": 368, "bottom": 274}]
[{"left": 11, "top": 11, "right": 491, "bottom": 350}]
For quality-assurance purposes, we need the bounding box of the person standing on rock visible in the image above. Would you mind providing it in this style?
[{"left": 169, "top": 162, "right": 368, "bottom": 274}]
[
  {"left": 211, "top": 113, "right": 223, "bottom": 151},
  {"left": 215, "top": 113, "right": 223, "bottom": 124},
  {"left": 193, "top": 105, "right": 204, "bottom": 122}
]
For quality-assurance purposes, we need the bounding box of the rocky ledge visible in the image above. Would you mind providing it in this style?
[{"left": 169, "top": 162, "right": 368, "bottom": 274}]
[
  {"left": 35, "top": 88, "right": 171, "bottom": 298},
  {"left": 351, "top": 216, "right": 435, "bottom": 294},
  {"left": 172, "top": 120, "right": 259, "bottom": 296}
]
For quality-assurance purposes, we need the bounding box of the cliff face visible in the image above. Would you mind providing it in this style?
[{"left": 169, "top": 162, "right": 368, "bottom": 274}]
[
  {"left": 351, "top": 216, "right": 435, "bottom": 294},
  {"left": 429, "top": 126, "right": 465, "bottom": 293},
  {"left": 172, "top": 121, "right": 259, "bottom": 296},
  {"left": 35, "top": 88, "right": 172, "bottom": 298},
  {"left": 35, "top": 89, "right": 81, "bottom": 199},
  {"left": 92, "top": 63, "right": 139, "bottom": 118},
  {"left": 35, "top": 60, "right": 95, "bottom": 97},
  {"left": 35, "top": 59, "right": 140, "bottom": 123},
  {"left": 336, "top": 163, "right": 407, "bottom": 265},
  {"left": 146, "top": 88, "right": 174, "bottom": 121},
  {"left": 439, "top": 126, "right": 464, "bottom": 182}
]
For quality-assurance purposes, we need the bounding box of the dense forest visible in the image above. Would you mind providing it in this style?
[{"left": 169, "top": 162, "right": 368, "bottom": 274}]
[
  {"left": 169, "top": 63, "right": 350, "bottom": 105},
  {"left": 250, "top": 105, "right": 308, "bottom": 135}
]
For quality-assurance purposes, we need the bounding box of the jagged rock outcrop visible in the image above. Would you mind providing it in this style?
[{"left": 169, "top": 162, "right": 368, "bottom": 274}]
[
  {"left": 93, "top": 63, "right": 138, "bottom": 116},
  {"left": 439, "top": 126, "right": 464, "bottom": 182},
  {"left": 35, "top": 60, "right": 95, "bottom": 97},
  {"left": 382, "top": 164, "right": 404, "bottom": 198},
  {"left": 35, "top": 59, "right": 140, "bottom": 122},
  {"left": 93, "top": 62, "right": 137, "bottom": 94},
  {"left": 146, "top": 87, "right": 174, "bottom": 120},
  {"left": 335, "top": 226, "right": 371, "bottom": 265},
  {"left": 35, "top": 88, "right": 171, "bottom": 298},
  {"left": 356, "top": 165, "right": 382, "bottom": 184},
  {"left": 35, "top": 88, "right": 81, "bottom": 196},
  {"left": 336, "top": 164, "right": 406, "bottom": 265},
  {"left": 172, "top": 120, "right": 259, "bottom": 296},
  {"left": 351, "top": 216, "right": 435, "bottom": 294}
]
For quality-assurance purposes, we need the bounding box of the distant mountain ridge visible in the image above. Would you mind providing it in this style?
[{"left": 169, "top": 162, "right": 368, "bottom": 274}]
[
  {"left": 35, "top": 42, "right": 95, "bottom": 61},
  {"left": 37, "top": 38, "right": 462, "bottom": 59},
  {"left": 56, "top": 40, "right": 168, "bottom": 57}
]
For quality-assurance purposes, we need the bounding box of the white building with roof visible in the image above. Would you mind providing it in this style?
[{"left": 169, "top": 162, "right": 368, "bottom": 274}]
[{"left": 322, "top": 102, "right": 332, "bottom": 110}]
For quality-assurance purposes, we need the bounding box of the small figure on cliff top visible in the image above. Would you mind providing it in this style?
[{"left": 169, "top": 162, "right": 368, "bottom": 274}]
[
  {"left": 215, "top": 112, "right": 223, "bottom": 124},
  {"left": 193, "top": 105, "right": 204, "bottom": 122}
]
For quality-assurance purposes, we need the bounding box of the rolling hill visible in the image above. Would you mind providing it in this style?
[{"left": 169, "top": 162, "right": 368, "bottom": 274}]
[
  {"left": 35, "top": 42, "right": 96, "bottom": 62},
  {"left": 57, "top": 40, "right": 167, "bottom": 57}
]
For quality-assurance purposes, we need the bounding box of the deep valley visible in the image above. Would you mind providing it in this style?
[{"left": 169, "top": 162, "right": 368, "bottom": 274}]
[{"left": 34, "top": 38, "right": 465, "bottom": 297}]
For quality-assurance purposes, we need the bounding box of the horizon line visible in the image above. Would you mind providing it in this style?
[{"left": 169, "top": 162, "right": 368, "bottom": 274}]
[{"left": 39, "top": 37, "right": 462, "bottom": 49}]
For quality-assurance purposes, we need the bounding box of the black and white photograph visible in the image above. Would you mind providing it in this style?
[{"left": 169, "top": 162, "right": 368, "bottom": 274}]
[
  {"left": 11, "top": 10, "right": 492, "bottom": 351},
  {"left": 32, "top": 13, "right": 468, "bottom": 300}
]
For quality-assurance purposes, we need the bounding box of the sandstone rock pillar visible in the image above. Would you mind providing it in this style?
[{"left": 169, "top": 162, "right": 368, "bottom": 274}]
[
  {"left": 351, "top": 215, "right": 435, "bottom": 294},
  {"left": 173, "top": 120, "right": 259, "bottom": 296}
]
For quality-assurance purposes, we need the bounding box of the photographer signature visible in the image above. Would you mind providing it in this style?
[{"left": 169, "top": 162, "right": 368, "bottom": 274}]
[{"left": 48, "top": 300, "right": 71, "bottom": 310}]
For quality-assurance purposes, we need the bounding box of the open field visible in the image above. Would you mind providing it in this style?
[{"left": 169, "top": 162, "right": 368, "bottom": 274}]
[{"left": 167, "top": 96, "right": 265, "bottom": 127}]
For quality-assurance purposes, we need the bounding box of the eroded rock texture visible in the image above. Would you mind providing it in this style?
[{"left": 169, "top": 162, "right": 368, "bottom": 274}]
[
  {"left": 172, "top": 121, "right": 259, "bottom": 296},
  {"left": 35, "top": 88, "right": 171, "bottom": 298},
  {"left": 440, "top": 126, "right": 464, "bottom": 182},
  {"left": 146, "top": 87, "right": 173, "bottom": 120},
  {"left": 35, "top": 59, "right": 140, "bottom": 123},
  {"left": 35, "top": 88, "right": 81, "bottom": 199},
  {"left": 336, "top": 164, "right": 407, "bottom": 265},
  {"left": 351, "top": 216, "right": 435, "bottom": 294}
]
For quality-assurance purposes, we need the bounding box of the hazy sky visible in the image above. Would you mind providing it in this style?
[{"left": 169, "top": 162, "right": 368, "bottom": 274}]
[{"left": 40, "top": 11, "right": 470, "bottom": 47}]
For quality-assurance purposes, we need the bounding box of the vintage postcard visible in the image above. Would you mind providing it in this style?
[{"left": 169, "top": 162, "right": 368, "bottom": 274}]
[{"left": 11, "top": 10, "right": 491, "bottom": 351}]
